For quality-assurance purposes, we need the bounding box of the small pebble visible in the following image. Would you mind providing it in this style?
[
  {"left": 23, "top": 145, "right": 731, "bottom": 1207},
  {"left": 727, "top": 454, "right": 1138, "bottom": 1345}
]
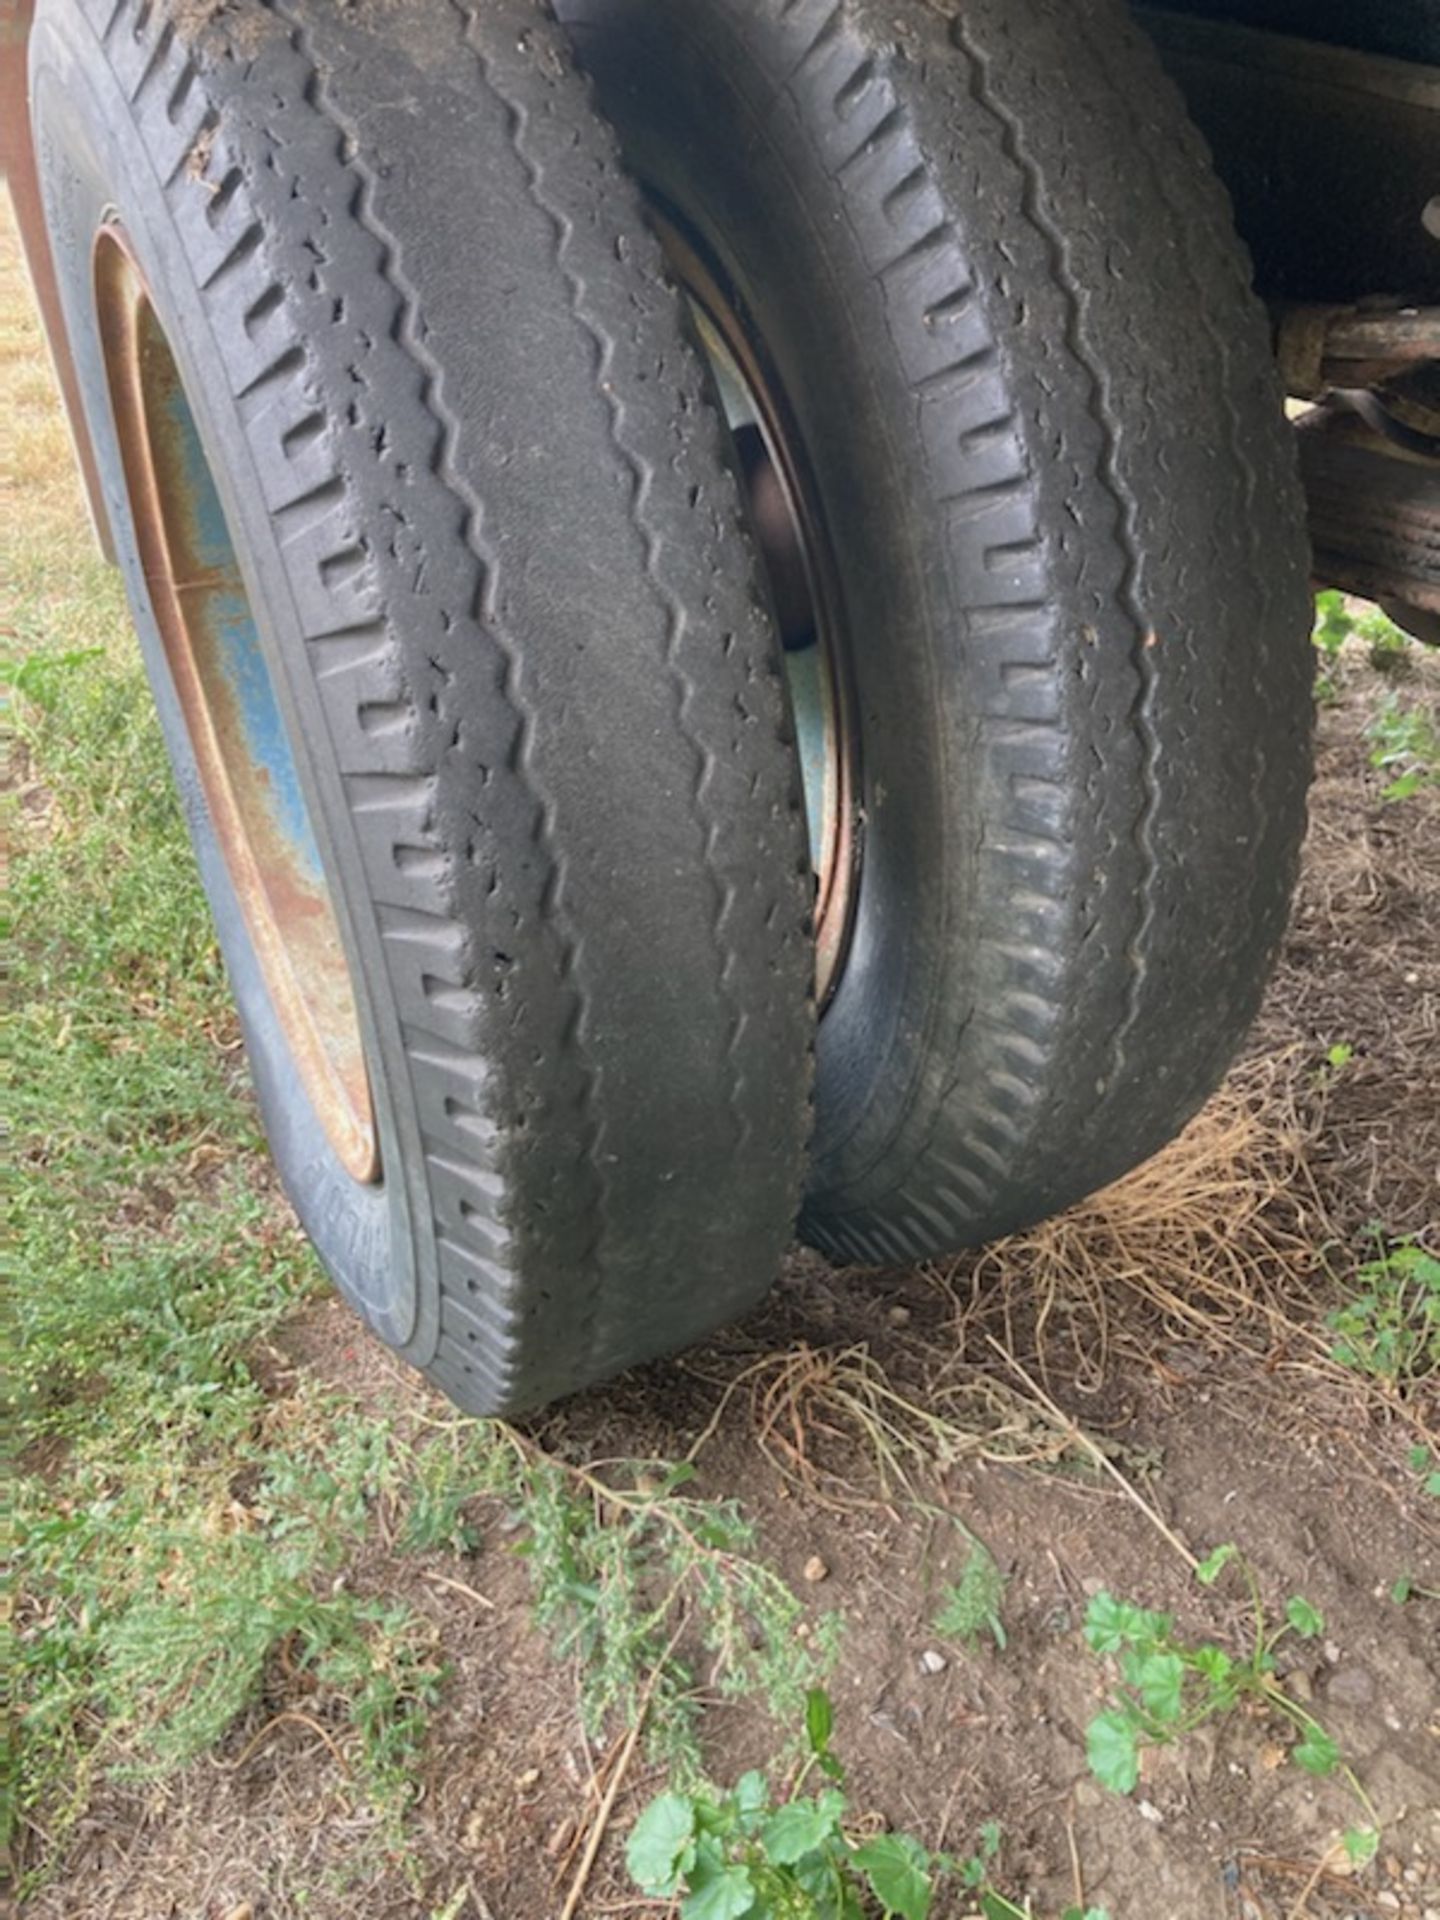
[
  {"left": 1375, "top": 1894, "right": 1400, "bottom": 1913},
  {"left": 919, "top": 1649, "right": 947, "bottom": 1675},
  {"left": 803, "top": 1554, "right": 829, "bottom": 1584},
  {"left": 887, "top": 1304, "right": 912, "bottom": 1328},
  {"left": 515, "top": 1766, "right": 540, "bottom": 1791},
  {"left": 545, "top": 1817, "right": 575, "bottom": 1858},
  {"left": 1138, "top": 1800, "right": 1163, "bottom": 1825}
]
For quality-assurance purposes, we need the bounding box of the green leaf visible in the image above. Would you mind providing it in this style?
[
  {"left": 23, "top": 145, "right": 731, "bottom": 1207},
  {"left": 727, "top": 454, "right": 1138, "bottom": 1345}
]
[
  {"left": 734, "top": 1770, "right": 768, "bottom": 1813},
  {"left": 681, "top": 1863, "right": 755, "bottom": 1920},
  {"left": 1086, "top": 1710, "right": 1141, "bottom": 1794},
  {"left": 1190, "top": 1645, "right": 1234, "bottom": 1690},
  {"left": 627, "top": 1791, "right": 697, "bottom": 1896},
  {"left": 1292, "top": 1727, "right": 1340, "bottom": 1776},
  {"left": 761, "top": 1799, "right": 840, "bottom": 1865},
  {"left": 1085, "top": 1592, "right": 1172, "bottom": 1654},
  {"left": 805, "top": 1686, "right": 834, "bottom": 1757},
  {"left": 1342, "top": 1826, "right": 1379, "bottom": 1869},
  {"left": 1082, "top": 1592, "right": 1128, "bottom": 1653},
  {"left": 733, "top": 1771, "right": 768, "bottom": 1834},
  {"left": 976, "top": 1819, "right": 1003, "bottom": 1862},
  {"left": 979, "top": 1893, "right": 1027, "bottom": 1920},
  {"left": 1382, "top": 770, "right": 1423, "bottom": 802},
  {"left": 853, "top": 1832, "right": 935, "bottom": 1920},
  {"left": 1132, "top": 1650, "right": 1185, "bottom": 1724},
  {"left": 1391, "top": 1574, "right": 1412, "bottom": 1604},
  {"left": 1196, "top": 1543, "right": 1238, "bottom": 1587},
  {"left": 1285, "top": 1596, "right": 1324, "bottom": 1639}
]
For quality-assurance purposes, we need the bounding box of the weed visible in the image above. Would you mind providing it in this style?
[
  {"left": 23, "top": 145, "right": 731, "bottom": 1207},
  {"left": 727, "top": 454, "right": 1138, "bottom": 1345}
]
[
  {"left": 933, "top": 1540, "right": 1008, "bottom": 1652},
  {"left": 1311, "top": 588, "right": 1354, "bottom": 659},
  {"left": 1320, "top": 595, "right": 1420, "bottom": 679},
  {"left": 1082, "top": 1545, "right": 1374, "bottom": 1849},
  {"left": 626, "top": 1695, "right": 1102, "bottom": 1920},
  {"left": 1408, "top": 1444, "right": 1440, "bottom": 1498},
  {"left": 1327, "top": 1237, "right": 1440, "bottom": 1391},
  {"left": 491, "top": 1438, "right": 843, "bottom": 1777},
  {"left": 1366, "top": 693, "right": 1439, "bottom": 801}
]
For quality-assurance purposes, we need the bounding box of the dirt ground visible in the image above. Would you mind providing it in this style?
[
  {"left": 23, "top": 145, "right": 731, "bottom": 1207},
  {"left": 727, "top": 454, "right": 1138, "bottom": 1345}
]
[{"left": 29, "top": 627, "right": 1437, "bottom": 1920}]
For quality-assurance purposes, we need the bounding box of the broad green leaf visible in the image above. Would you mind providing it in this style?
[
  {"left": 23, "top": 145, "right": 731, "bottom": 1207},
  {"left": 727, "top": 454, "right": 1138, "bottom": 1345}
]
[
  {"left": 1285, "top": 1596, "right": 1324, "bottom": 1639},
  {"left": 1391, "top": 1574, "right": 1413, "bottom": 1604},
  {"left": 853, "top": 1831, "right": 934, "bottom": 1920},
  {"left": 1292, "top": 1727, "right": 1340, "bottom": 1776},
  {"left": 682, "top": 1862, "right": 755, "bottom": 1920},
  {"left": 1083, "top": 1592, "right": 1128, "bottom": 1653},
  {"left": 733, "top": 1771, "right": 768, "bottom": 1833},
  {"left": 1085, "top": 1592, "right": 1168, "bottom": 1651},
  {"left": 626, "top": 1791, "right": 696, "bottom": 1895},
  {"left": 1086, "top": 1709, "right": 1140, "bottom": 1794},
  {"left": 977, "top": 1818, "right": 1003, "bottom": 1861},
  {"left": 1133, "top": 1650, "right": 1185, "bottom": 1724},
  {"left": 805, "top": 1686, "right": 834, "bottom": 1756},
  {"left": 1342, "top": 1826, "right": 1379, "bottom": 1868},
  {"left": 761, "top": 1799, "right": 839, "bottom": 1865},
  {"left": 1196, "top": 1543, "right": 1238, "bottom": 1587},
  {"left": 1190, "top": 1645, "right": 1234, "bottom": 1690}
]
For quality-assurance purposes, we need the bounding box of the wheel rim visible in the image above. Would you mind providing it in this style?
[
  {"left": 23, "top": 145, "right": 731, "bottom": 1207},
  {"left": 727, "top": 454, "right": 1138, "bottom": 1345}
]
[
  {"left": 94, "top": 226, "right": 378, "bottom": 1182},
  {"left": 654, "top": 211, "right": 860, "bottom": 1006}
]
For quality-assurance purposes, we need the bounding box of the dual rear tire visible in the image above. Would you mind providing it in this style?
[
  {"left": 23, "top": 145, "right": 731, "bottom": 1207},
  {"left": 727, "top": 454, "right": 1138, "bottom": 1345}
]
[{"left": 30, "top": 0, "right": 1312, "bottom": 1413}]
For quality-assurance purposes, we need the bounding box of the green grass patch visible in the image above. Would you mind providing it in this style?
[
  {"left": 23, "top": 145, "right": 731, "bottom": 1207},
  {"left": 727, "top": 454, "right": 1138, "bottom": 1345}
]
[{"left": 7, "top": 625, "right": 443, "bottom": 1882}]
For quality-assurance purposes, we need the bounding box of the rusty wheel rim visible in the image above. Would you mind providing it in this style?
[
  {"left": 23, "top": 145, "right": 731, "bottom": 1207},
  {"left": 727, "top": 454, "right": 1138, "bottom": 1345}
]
[
  {"left": 94, "top": 225, "right": 379, "bottom": 1182},
  {"left": 655, "top": 211, "right": 859, "bottom": 1007}
]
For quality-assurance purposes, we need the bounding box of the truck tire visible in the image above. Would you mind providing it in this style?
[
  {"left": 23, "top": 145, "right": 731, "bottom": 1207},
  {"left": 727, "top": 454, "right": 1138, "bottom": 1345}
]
[
  {"left": 558, "top": 0, "right": 1315, "bottom": 1263},
  {"left": 29, "top": 0, "right": 814, "bottom": 1411}
]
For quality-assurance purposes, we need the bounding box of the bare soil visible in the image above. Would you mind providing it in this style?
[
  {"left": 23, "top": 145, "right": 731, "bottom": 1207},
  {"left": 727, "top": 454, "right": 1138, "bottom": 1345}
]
[{"left": 28, "top": 657, "right": 1440, "bottom": 1919}]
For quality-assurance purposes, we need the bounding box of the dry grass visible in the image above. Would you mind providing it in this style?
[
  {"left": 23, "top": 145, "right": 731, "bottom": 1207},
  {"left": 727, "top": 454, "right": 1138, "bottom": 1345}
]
[
  {"left": 0, "top": 188, "right": 94, "bottom": 541},
  {"left": 944, "top": 1057, "right": 1337, "bottom": 1391},
  {"left": 680, "top": 1039, "right": 1434, "bottom": 1523}
]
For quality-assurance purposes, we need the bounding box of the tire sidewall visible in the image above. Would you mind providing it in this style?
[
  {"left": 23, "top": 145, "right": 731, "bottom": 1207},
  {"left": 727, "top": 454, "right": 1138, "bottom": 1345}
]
[{"left": 29, "top": 7, "right": 433, "bottom": 1357}]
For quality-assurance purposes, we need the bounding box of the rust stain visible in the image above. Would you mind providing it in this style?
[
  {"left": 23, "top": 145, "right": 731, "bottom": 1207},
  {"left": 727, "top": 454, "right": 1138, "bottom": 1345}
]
[{"left": 94, "top": 224, "right": 376, "bottom": 1181}]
